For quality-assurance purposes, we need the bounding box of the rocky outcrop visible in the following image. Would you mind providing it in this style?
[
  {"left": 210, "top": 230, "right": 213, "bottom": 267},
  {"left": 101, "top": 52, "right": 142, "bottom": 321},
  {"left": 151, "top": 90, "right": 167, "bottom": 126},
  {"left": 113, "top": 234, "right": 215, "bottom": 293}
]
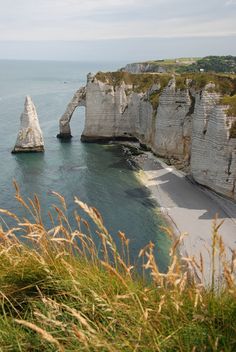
[
  {"left": 12, "top": 96, "right": 44, "bottom": 153},
  {"left": 121, "top": 62, "right": 166, "bottom": 74},
  {"left": 57, "top": 86, "right": 86, "bottom": 139},
  {"left": 82, "top": 74, "right": 143, "bottom": 142},
  {"left": 60, "top": 72, "right": 236, "bottom": 200},
  {"left": 81, "top": 74, "right": 194, "bottom": 161}
]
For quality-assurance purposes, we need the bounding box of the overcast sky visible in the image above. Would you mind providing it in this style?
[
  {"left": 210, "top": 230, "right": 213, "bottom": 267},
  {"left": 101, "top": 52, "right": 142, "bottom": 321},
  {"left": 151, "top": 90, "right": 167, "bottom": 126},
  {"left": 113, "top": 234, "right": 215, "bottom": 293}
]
[{"left": 0, "top": 0, "right": 235, "bottom": 61}]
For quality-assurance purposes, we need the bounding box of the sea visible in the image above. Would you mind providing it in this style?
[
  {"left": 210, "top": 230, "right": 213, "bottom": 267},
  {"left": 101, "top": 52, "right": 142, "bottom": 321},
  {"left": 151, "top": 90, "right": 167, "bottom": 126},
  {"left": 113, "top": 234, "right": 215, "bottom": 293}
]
[{"left": 0, "top": 60, "right": 170, "bottom": 271}]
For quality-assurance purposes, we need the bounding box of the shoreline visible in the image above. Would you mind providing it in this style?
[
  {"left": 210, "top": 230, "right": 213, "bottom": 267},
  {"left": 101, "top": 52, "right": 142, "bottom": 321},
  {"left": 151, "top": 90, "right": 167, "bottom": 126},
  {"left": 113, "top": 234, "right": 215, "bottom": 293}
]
[{"left": 132, "top": 151, "right": 236, "bottom": 284}]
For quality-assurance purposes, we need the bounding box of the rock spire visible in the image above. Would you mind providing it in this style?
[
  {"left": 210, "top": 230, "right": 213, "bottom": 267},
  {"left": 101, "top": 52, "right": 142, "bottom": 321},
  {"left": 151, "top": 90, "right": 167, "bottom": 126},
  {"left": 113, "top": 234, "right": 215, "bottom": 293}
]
[{"left": 12, "top": 96, "right": 44, "bottom": 153}]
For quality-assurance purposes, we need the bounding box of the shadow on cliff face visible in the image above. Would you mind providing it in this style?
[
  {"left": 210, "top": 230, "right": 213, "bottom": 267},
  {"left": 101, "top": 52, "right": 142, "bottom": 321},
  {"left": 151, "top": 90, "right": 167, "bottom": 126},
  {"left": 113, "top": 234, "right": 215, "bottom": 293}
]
[{"left": 149, "top": 169, "right": 232, "bottom": 220}]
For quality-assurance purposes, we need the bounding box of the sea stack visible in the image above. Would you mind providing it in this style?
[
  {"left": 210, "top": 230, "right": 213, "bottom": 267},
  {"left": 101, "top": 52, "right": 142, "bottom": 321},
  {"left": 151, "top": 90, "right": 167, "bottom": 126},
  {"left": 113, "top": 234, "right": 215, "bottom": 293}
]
[{"left": 12, "top": 96, "right": 44, "bottom": 153}]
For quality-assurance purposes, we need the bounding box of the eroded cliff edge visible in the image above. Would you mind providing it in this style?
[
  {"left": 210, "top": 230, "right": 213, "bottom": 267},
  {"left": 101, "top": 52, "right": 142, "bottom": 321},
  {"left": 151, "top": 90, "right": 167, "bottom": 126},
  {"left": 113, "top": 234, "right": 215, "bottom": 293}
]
[{"left": 60, "top": 72, "right": 236, "bottom": 200}]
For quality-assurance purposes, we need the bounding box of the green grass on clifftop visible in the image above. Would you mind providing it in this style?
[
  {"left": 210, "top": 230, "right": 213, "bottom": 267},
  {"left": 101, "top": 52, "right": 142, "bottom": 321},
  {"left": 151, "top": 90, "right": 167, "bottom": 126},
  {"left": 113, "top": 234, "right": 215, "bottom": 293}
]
[
  {"left": 174, "top": 73, "right": 236, "bottom": 94},
  {"left": 95, "top": 71, "right": 171, "bottom": 93},
  {"left": 220, "top": 95, "right": 236, "bottom": 115},
  {"left": 177, "top": 56, "right": 236, "bottom": 74},
  {"left": 0, "top": 185, "right": 236, "bottom": 351},
  {"left": 96, "top": 71, "right": 236, "bottom": 95},
  {"left": 220, "top": 95, "right": 236, "bottom": 138},
  {"left": 127, "top": 56, "right": 236, "bottom": 74},
  {"left": 188, "top": 73, "right": 236, "bottom": 94}
]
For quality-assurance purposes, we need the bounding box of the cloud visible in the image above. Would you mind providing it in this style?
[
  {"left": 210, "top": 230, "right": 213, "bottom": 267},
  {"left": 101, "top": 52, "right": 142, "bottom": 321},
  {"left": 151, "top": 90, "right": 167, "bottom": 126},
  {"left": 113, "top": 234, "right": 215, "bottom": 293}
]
[
  {"left": 0, "top": 0, "right": 235, "bottom": 41},
  {"left": 225, "top": 0, "right": 236, "bottom": 5}
]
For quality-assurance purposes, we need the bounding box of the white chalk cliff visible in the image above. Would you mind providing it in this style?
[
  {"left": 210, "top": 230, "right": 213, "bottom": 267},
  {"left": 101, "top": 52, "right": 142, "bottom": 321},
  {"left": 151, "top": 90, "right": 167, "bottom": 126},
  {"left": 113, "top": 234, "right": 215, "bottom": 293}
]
[
  {"left": 59, "top": 73, "right": 236, "bottom": 200},
  {"left": 191, "top": 89, "right": 236, "bottom": 199},
  {"left": 12, "top": 96, "right": 44, "bottom": 153},
  {"left": 121, "top": 62, "right": 167, "bottom": 73}
]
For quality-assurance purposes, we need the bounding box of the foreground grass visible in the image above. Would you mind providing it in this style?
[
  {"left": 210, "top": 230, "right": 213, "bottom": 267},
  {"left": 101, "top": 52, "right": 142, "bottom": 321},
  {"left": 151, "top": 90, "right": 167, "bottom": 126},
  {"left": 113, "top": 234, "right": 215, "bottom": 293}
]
[{"left": 0, "top": 185, "right": 235, "bottom": 351}]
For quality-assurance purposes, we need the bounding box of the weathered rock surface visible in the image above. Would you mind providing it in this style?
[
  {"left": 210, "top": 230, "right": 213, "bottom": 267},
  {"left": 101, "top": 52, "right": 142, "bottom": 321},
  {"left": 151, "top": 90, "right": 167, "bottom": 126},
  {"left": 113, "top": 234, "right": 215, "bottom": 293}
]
[
  {"left": 152, "top": 79, "right": 193, "bottom": 161},
  {"left": 12, "top": 96, "right": 44, "bottom": 153},
  {"left": 82, "top": 75, "right": 194, "bottom": 161},
  {"left": 60, "top": 73, "right": 236, "bottom": 200},
  {"left": 57, "top": 87, "right": 86, "bottom": 139},
  {"left": 191, "top": 90, "right": 236, "bottom": 199},
  {"left": 121, "top": 63, "right": 166, "bottom": 73},
  {"left": 82, "top": 74, "right": 140, "bottom": 141}
]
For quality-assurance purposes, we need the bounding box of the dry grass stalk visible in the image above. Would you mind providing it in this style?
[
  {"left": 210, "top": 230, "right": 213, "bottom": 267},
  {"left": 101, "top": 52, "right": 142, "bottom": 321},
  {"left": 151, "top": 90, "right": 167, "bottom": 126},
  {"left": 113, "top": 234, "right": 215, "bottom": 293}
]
[
  {"left": 50, "top": 191, "right": 67, "bottom": 211},
  {"left": 101, "top": 261, "right": 129, "bottom": 288},
  {"left": 61, "top": 303, "right": 96, "bottom": 335},
  {"left": 0, "top": 183, "right": 234, "bottom": 351},
  {"left": 34, "top": 310, "right": 67, "bottom": 329},
  {"left": 72, "top": 324, "right": 89, "bottom": 346},
  {"left": 15, "top": 319, "right": 64, "bottom": 352}
]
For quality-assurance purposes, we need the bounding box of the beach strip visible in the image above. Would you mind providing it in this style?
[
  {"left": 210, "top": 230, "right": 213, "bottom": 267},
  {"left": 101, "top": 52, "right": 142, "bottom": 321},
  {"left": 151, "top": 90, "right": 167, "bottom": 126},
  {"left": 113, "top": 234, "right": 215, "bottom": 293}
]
[{"left": 134, "top": 152, "right": 236, "bottom": 283}]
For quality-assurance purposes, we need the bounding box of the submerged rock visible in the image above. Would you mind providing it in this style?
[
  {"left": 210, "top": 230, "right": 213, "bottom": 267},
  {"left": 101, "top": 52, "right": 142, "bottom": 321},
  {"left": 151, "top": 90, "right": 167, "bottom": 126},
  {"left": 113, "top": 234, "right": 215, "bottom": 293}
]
[{"left": 12, "top": 96, "right": 44, "bottom": 153}]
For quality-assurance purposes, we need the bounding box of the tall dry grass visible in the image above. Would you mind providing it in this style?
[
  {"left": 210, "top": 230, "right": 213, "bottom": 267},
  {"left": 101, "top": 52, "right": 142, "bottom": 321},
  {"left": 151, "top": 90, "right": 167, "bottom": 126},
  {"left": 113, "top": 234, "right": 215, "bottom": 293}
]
[{"left": 0, "top": 183, "right": 235, "bottom": 351}]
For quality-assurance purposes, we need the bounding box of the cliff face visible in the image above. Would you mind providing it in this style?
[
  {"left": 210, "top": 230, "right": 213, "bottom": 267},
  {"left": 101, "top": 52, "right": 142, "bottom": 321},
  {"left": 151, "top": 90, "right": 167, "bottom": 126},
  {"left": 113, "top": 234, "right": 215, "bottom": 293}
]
[
  {"left": 82, "top": 73, "right": 195, "bottom": 162},
  {"left": 151, "top": 79, "right": 193, "bottom": 161},
  {"left": 191, "top": 89, "right": 236, "bottom": 199},
  {"left": 60, "top": 72, "right": 236, "bottom": 200},
  {"left": 122, "top": 62, "right": 166, "bottom": 74},
  {"left": 82, "top": 74, "right": 154, "bottom": 142}
]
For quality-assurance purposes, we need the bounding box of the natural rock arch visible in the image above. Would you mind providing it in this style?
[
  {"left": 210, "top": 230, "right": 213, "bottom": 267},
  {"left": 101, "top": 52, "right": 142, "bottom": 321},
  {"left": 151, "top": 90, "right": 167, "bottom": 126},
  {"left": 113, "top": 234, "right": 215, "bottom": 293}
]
[{"left": 57, "top": 86, "right": 86, "bottom": 139}]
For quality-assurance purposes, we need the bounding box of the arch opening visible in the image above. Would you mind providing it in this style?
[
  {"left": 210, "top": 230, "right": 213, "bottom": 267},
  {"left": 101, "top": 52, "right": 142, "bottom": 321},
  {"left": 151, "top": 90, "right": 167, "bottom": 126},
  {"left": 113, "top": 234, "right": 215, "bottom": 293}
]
[{"left": 57, "top": 86, "right": 86, "bottom": 140}]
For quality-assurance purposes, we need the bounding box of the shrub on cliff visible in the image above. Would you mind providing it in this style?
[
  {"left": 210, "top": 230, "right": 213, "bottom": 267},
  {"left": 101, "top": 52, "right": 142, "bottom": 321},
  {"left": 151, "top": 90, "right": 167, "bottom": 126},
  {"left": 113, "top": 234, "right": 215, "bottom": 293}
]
[
  {"left": 177, "top": 56, "right": 236, "bottom": 74},
  {"left": 0, "top": 184, "right": 236, "bottom": 351}
]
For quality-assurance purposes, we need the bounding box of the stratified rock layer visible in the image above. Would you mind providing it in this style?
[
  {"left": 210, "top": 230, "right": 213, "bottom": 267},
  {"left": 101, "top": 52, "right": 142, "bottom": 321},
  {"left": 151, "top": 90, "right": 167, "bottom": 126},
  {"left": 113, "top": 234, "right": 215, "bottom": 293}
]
[
  {"left": 191, "top": 90, "right": 236, "bottom": 199},
  {"left": 152, "top": 79, "right": 192, "bottom": 161},
  {"left": 12, "top": 96, "right": 44, "bottom": 153}
]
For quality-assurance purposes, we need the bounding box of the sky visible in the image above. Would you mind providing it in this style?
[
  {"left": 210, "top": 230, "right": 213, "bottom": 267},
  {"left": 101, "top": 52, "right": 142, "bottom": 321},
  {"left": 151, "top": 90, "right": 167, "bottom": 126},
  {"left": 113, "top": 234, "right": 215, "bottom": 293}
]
[{"left": 0, "top": 0, "right": 236, "bottom": 62}]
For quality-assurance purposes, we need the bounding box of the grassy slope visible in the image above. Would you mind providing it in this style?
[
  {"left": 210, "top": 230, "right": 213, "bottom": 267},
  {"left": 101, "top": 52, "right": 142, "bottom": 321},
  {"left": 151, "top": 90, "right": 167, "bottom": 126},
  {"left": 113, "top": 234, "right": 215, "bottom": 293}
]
[
  {"left": 127, "top": 56, "right": 236, "bottom": 74},
  {"left": 177, "top": 56, "right": 236, "bottom": 74},
  {"left": 95, "top": 71, "right": 236, "bottom": 94},
  {"left": 0, "top": 186, "right": 236, "bottom": 351}
]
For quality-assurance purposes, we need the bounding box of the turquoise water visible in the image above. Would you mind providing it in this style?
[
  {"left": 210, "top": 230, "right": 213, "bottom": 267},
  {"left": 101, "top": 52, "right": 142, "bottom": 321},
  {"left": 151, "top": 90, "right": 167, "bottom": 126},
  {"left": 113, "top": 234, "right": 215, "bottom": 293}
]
[{"left": 0, "top": 60, "right": 170, "bottom": 271}]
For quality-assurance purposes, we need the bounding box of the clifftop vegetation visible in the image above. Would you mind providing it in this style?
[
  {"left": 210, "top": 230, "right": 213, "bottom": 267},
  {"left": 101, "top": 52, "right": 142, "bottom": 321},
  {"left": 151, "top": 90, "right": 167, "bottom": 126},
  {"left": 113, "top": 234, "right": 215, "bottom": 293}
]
[
  {"left": 177, "top": 73, "right": 236, "bottom": 94},
  {"left": 95, "top": 71, "right": 236, "bottom": 94},
  {"left": 0, "top": 186, "right": 236, "bottom": 351},
  {"left": 177, "top": 56, "right": 236, "bottom": 74},
  {"left": 95, "top": 71, "right": 172, "bottom": 92},
  {"left": 122, "top": 56, "right": 236, "bottom": 74}
]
